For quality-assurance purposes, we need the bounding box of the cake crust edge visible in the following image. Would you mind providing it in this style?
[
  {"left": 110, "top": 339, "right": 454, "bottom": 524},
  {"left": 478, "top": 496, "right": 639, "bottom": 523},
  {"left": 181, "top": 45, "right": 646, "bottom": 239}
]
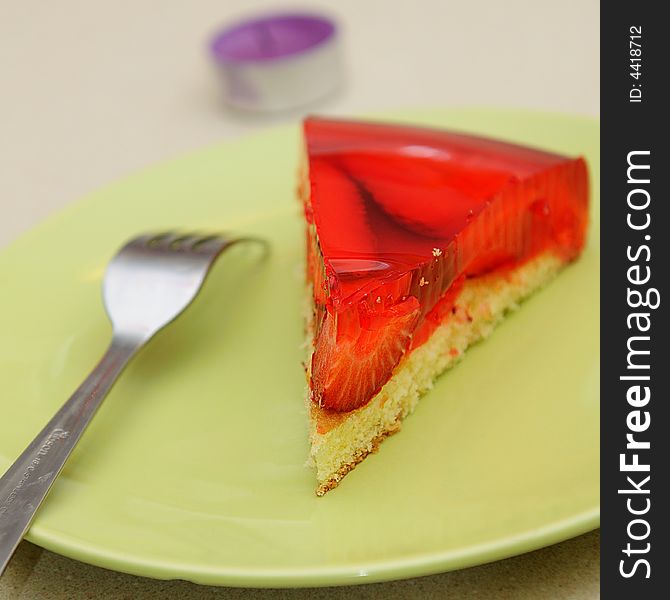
[{"left": 314, "top": 419, "right": 402, "bottom": 496}]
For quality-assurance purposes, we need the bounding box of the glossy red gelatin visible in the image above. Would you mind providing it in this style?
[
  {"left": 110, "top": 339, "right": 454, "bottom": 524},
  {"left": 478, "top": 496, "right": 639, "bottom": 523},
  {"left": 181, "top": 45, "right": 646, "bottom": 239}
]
[{"left": 303, "top": 117, "right": 589, "bottom": 412}]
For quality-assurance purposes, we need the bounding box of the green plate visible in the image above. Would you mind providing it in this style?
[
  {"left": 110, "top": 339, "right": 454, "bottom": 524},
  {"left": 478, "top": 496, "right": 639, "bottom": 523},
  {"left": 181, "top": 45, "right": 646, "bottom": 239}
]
[{"left": 0, "top": 108, "right": 599, "bottom": 587}]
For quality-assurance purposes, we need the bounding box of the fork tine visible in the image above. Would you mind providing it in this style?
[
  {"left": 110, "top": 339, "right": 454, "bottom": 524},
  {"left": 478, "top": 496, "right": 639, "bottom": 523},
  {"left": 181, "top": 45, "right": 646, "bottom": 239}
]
[
  {"left": 125, "top": 234, "right": 155, "bottom": 249},
  {"left": 124, "top": 232, "right": 269, "bottom": 258},
  {"left": 232, "top": 236, "right": 271, "bottom": 257},
  {"left": 167, "top": 233, "right": 199, "bottom": 250},
  {"left": 121, "top": 232, "right": 171, "bottom": 252},
  {"left": 146, "top": 232, "right": 178, "bottom": 247},
  {"left": 191, "top": 234, "right": 229, "bottom": 252},
  {"left": 200, "top": 235, "right": 271, "bottom": 258}
]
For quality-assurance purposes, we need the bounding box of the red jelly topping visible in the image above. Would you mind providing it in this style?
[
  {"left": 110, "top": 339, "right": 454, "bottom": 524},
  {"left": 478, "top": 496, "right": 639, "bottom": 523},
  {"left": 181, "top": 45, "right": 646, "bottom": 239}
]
[{"left": 303, "top": 117, "right": 589, "bottom": 412}]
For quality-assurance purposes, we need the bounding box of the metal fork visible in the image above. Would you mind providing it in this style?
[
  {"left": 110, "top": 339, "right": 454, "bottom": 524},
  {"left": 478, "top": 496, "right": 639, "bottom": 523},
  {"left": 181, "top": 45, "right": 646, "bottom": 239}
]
[{"left": 0, "top": 232, "right": 264, "bottom": 576}]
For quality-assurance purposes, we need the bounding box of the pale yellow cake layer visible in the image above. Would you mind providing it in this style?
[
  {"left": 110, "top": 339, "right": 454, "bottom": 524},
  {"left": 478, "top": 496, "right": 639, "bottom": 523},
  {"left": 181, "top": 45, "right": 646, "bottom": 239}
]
[{"left": 307, "top": 252, "right": 565, "bottom": 496}]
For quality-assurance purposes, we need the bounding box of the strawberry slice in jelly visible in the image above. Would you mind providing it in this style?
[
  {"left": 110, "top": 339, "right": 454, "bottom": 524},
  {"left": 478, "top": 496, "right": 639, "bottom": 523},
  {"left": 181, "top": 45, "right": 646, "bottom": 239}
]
[
  {"left": 303, "top": 117, "right": 588, "bottom": 413},
  {"left": 311, "top": 297, "right": 420, "bottom": 412}
]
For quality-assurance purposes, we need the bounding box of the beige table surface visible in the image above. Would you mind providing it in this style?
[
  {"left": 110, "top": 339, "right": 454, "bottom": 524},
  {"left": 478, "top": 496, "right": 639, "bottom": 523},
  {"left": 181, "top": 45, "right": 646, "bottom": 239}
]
[{"left": 1, "top": 0, "right": 599, "bottom": 597}]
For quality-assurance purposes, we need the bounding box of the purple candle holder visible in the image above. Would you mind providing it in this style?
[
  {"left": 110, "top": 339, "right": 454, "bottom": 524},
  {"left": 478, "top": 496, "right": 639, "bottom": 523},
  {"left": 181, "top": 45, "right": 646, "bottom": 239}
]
[{"left": 209, "top": 13, "right": 343, "bottom": 112}]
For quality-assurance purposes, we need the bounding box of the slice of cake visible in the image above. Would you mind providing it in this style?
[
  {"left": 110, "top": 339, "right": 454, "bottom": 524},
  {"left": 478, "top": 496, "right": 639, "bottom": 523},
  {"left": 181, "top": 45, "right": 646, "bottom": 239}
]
[{"left": 299, "top": 117, "right": 589, "bottom": 495}]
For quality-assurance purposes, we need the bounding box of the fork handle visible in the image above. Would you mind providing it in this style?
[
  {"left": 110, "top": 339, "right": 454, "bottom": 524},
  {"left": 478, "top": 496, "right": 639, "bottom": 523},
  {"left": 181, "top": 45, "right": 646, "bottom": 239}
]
[{"left": 0, "top": 335, "right": 141, "bottom": 576}]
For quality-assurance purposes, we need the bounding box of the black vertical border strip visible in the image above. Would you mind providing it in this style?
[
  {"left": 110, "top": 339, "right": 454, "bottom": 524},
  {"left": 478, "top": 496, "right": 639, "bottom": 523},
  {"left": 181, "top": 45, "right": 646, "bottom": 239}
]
[{"left": 601, "top": 2, "right": 668, "bottom": 597}]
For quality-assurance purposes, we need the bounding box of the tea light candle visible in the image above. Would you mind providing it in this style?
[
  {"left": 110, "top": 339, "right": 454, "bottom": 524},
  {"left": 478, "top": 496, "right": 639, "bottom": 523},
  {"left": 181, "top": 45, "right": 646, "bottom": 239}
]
[{"left": 209, "top": 13, "right": 343, "bottom": 112}]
